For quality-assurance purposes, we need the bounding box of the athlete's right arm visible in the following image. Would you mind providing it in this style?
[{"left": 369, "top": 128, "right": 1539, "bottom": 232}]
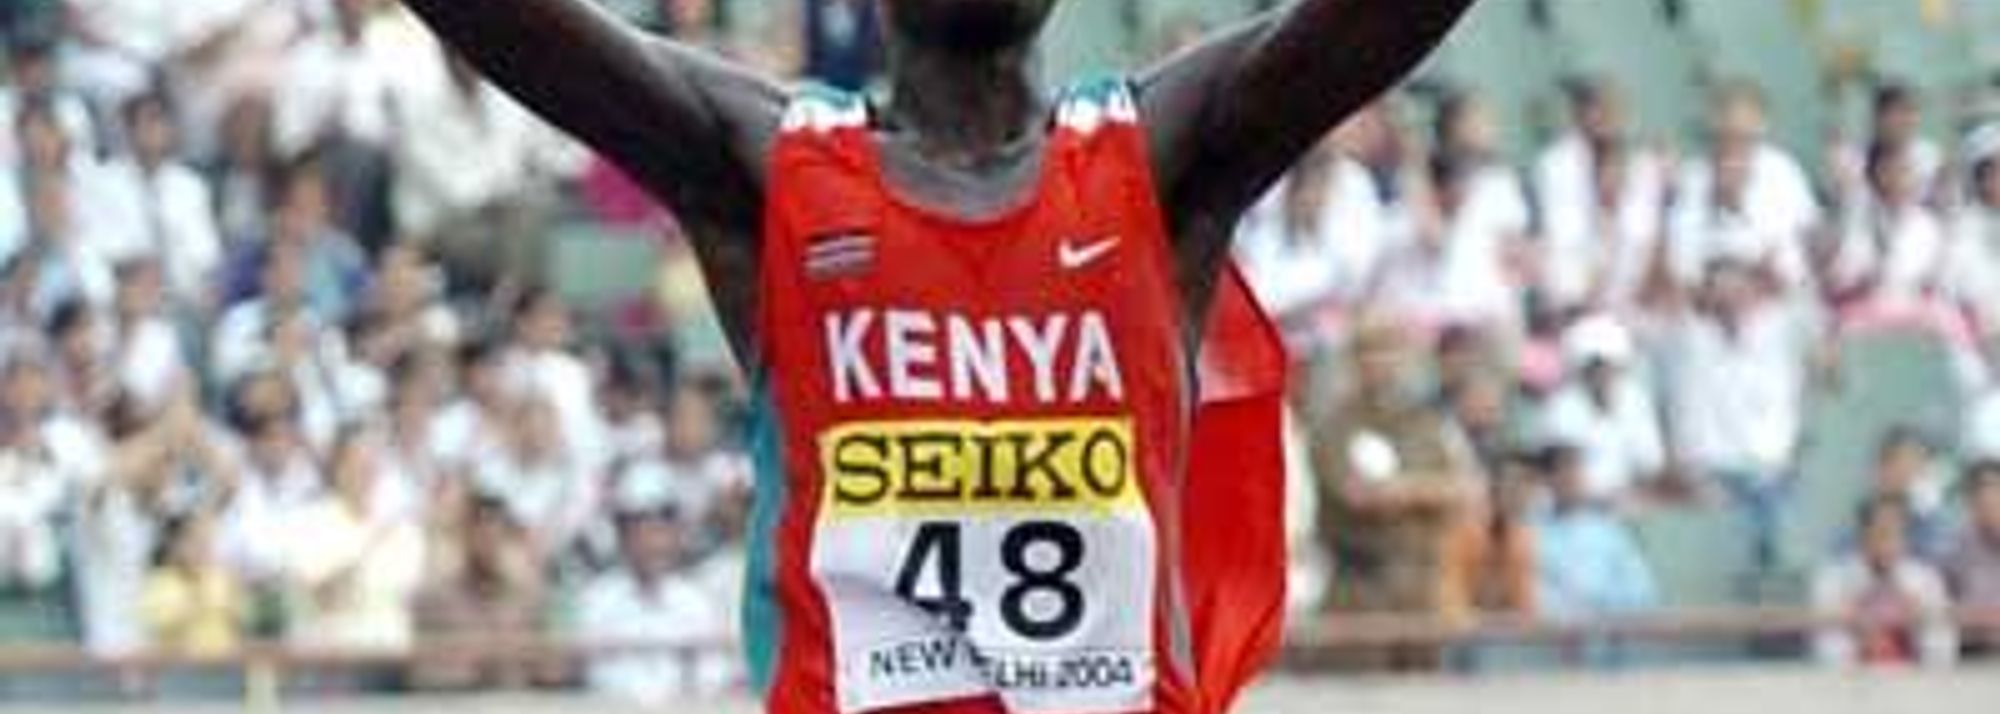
[{"left": 401, "top": 0, "right": 786, "bottom": 356}]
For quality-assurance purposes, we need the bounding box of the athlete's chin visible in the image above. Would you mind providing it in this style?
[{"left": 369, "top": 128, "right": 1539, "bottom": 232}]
[{"left": 888, "top": 0, "right": 1057, "bottom": 54}]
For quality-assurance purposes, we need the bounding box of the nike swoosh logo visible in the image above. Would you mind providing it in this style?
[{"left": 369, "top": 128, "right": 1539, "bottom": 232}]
[{"left": 1059, "top": 237, "right": 1121, "bottom": 270}]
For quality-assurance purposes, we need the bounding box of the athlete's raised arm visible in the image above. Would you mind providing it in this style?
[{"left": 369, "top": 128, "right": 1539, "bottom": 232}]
[
  {"left": 1137, "top": 0, "right": 1477, "bottom": 303},
  {"left": 400, "top": 0, "right": 786, "bottom": 356}
]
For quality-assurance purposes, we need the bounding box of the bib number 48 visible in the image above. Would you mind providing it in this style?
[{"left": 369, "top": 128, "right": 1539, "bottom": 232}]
[{"left": 894, "top": 521, "right": 1088, "bottom": 641}]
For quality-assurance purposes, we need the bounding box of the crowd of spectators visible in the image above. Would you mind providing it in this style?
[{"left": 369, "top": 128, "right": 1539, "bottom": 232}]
[
  {"left": 0, "top": 0, "right": 771, "bottom": 704},
  {"left": 1246, "top": 66, "right": 2000, "bottom": 669}
]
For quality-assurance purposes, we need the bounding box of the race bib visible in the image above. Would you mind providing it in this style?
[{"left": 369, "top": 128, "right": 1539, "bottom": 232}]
[{"left": 811, "top": 417, "right": 1158, "bottom": 714}]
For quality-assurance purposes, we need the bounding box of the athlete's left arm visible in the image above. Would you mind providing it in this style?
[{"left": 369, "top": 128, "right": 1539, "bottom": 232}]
[{"left": 1135, "top": 0, "right": 1477, "bottom": 299}]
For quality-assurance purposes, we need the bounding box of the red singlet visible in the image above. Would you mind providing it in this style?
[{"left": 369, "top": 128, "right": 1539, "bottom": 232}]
[{"left": 751, "top": 80, "right": 1284, "bottom": 714}]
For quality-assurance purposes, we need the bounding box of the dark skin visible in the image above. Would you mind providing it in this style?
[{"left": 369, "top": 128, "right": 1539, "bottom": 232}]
[{"left": 400, "top": 0, "right": 1476, "bottom": 363}]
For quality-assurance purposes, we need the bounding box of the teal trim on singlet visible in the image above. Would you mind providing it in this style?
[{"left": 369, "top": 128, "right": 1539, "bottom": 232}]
[{"left": 741, "top": 374, "right": 787, "bottom": 696}]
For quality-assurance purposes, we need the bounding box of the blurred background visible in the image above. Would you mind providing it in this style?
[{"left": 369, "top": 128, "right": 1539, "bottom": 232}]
[{"left": 0, "top": 0, "right": 1997, "bottom": 711}]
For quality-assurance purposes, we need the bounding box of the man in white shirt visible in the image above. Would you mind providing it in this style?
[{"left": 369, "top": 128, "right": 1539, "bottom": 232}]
[
  {"left": 1371, "top": 153, "right": 1524, "bottom": 332},
  {"left": 1236, "top": 142, "right": 1387, "bottom": 351},
  {"left": 99, "top": 91, "right": 223, "bottom": 309},
  {"left": 1831, "top": 142, "right": 1948, "bottom": 306},
  {"left": 389, "top": 48, "right": 538, "bottom": 240},
  {"left": 214, "top": 385, "right": 325, "bottom": 586},
  {"left": 272, "top": 0, "right": 404, "bottom": 157},
  {"left": 1541, "top": 315, "right": 1665, "bottom": 507},
  {"left": 17, "top": 171, "right": 116, "bottom": 316},
  {"left": 1669, "top": 82, "right": 1821, "bottom": 296},
  {"left": 1947, "top": 125, "right": 2000, "bottom": 338},
  {"left": 0, "top": 38, "right": 98, "bottom": 168},
  {"left": 505, "top": 288, "right": 610, "bottom": 478},
  {"left": 576, "top": 492, "right": 735, "bottom": 704},
  {"left": 1536, "top": 79, "right": 1667, "bottom": 286},
  {"left": 1664, "top": 257, "right": 1822, "bottom": 573}
]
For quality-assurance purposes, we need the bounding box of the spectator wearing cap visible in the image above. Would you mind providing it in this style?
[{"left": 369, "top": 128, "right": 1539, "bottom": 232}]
[
  {"left": 280, "top": 427, "right": 426, "bottom": 654},
  {"left": 1668, "top": 81, "right": 1819, "bottom": 296},
  {"left": 1660, "top": 256, "right": 1825, "bottom": 576},
  {"left": 1943, "top": 462, "right": 2000, "bottom": 657},
  {"left": 1311, "top": 315, "right": 1484, "bottom": 668},
  {"left": 575, "top": 481, "right": 735, "bottom": 703},
  {"left": 1540, "top": 316, "right": 1665, "bottom": 508},
  {"left": 1946, "top": 124, "right": 2000, "bottom": 339},
  {"left": 1812, "top": 496, "right": 1957, "bottom": 669}
]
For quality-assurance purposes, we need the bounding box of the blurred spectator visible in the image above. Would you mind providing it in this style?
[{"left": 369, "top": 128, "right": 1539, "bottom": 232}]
[
  {"left": 280, "top": 428, "right": 425, "bottom": 653},
  {"left": 411, "top": 496, "right": 546, "bottom": 690},
  {"left": 206, "top": 94, "right": 279, "bottom": 245},
  {"left": 77, "top": 391, "right": 230, "bottom": 658},
  {"left": 100, "top": 90, "right": 222, "bottom": 309},
  {"left": 1661, "top": 257, "right": 1822, "bottom": 574},
  {"left": 1312, "top": 317, "right": 1483, "bottom": 668},
  {"left": 390, "top": 48, "right": 552, "bottom": 293},
  {"left": 1536, "top": 78, "right": 1667, "bottom": 317},
  {"left": 1533, "top": 444, "right": 1660, "bottom": 620},
  {"left": 110, "top": 260, "right": 193, "bottom": 411},
  {"left": 1238, "top": 141, "right": 1386, "bottom": 352},
  {"left": 1668, "top": 82, "right": 1819, "bottom": 294},
  {"left": 17, "top": 170, "right": 115, "bottom": 314},
  {"left": 1852, "top": 427, "right": 1953, "bottom": 561},
  {"left": 1812, "top": 496, "right": 1957, "bottom": 668},
  {"left": 1440, "top": 452, "right": 1538, "bottom": 621},
  {"left": 576, "top": 493, "right": 734, "bottom": 704},
  {"left": 432, "top": 338, "right": 514, "bottom": 474},
  {"left": 272, "top": 0, "right": 405, "bottom": 245},
  {"left": 361, "top": 243, "right": 458, "bottom": 348},
  {"left": 471, "top": 396, "right": 598, "bottom": 563},
  {"left": 139, "top": 514, "right": 246, "bottom": 659},
  {"left": 800, "top": 0, "right": 881, "bottom": 91},
  {"left": 506, "top": 288, "right": 610, "bottom": 476},
  {"left": 1442, "top": 366, "right": 1513, "bottom": 480},
  {"left": 0, "top": 36, "right": 97, "bottom": 168},
  {"left": 1832, "top": 83, "right": 1944, "bottom": 207},
  {"left": 1541, "top": 316, "right": 1665, "bottom": 506},
  {"left": 597, "top": 347, "right": 665, "bottom": 470},
  {"left": 0, "top": 361, "right": 71, "bottom": 594},
  {"left": 214, "top": 374, "right": 324, "bottom": 589},
  {"left": 217, "top": 151, "right": 367, "bottom": 321},
  {"left": 1946, "top": 125, "right": 2000, "bottom": 339},
  {"left": 1829, "top": 142, "right": 1950, "bottom": 315},
  {"left": 1372, "top": 152, "right": 1521, "bottom": 332},
  {"left": 1943, "top": 462, "right": 2000, "bottom": 656}
]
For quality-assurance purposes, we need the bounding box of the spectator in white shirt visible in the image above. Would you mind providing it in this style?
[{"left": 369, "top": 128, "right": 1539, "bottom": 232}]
[
  {"left": 101, "top": 90, "right": 223, "bottom": 309},
  {"left": 1831, "top": 142, "right": 1948, "bottom": 308},
  {"left": 576, "top": 494, "right": 735, "bottom": 704},
  {"left": 16, "top": 170, "right": 116, "bottom": 316},
  {"left": 1541, "top": 316, "right": 1666, "bottom": 507},
  {"left": 507, "top": 287, "right": 611, "bottom": 478},
  {"left": 390, "top": 48, "right": 549, "bottom": 289},
  {"left": 1663, "top": 257, "right": 1822, "bottom": 573},
  {"left": 272, "top": 0, "right": 400, "bottom": 157},
  {"left": 1237, "top": 142, "right": 1386, "bottom": 351},
  {"left": 0, "top": 358, "right": 74, "bottom": 594},
  {"left": 1813, "top": 496, "right": 1958, "bottom": 668},
  {"left": 1372, "top": 152, "right": 1523, "bottom": 333},
  {"left": 1669, "top": 82, "right": 1820, "bottom": 296},
  {"left": 471, "top": 395, "right": 598, "bottom": 563},
  {"left": 1830, "top": 84, "right": 1945, "bottom": 208},
  {"left": 0, "top": 38, "right": 98, "bottom": 170},
  {"left": 110, "top": 260, "right": 192, "bottom": 412},
  {"left": 1541, "top": 139, "right": 1665, "bottom": 319},
  {"left": 1946, "top": 125, "right": 2000, "bottom": 338},
  {"left": 214, "top": 375, "right": 325, "bottom": 588},
  {"left": 431, "top": 338, "right": 516, "bottom": 474},
  {"left": 1537, "top": 79, "right": 1667, "bottom": 315}
]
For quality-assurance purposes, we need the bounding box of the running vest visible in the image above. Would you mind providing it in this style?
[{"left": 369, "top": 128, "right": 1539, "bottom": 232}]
[{"left": 748, "top": 80, "right": 1286, "bottom": 714}]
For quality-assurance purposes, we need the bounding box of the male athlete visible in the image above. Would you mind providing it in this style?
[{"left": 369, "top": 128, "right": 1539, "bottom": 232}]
[{"left": 402, "top": 1, "right": 1475, "bottom": 712}]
